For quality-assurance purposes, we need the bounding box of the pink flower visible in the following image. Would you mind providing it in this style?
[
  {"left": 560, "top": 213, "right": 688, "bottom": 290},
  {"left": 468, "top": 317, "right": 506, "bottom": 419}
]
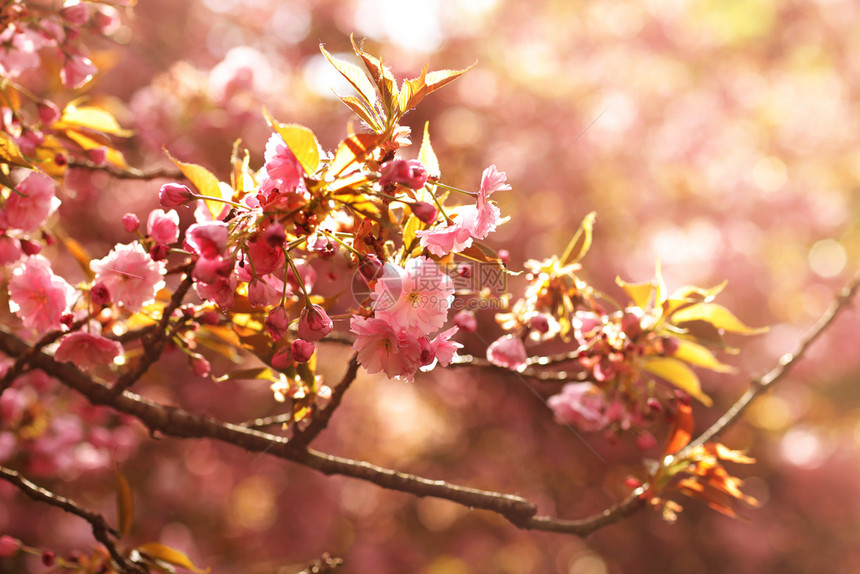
[
  {"left": 415, "top": 208, "right": 476, "bottom": 257},
  {"left": 60, "top": 1, "right": 90, "bottom": 25},
  {"left": 264, "top": 133, "right": 304, "bottom": 190},
  {"left": 486, "top": 334, "right": 527, "bottom": 370},
  {"left": 297, "top": 304, "right": 333, "bottom": 341},
  {"left": 471, "top": 164, "right": 509, "bottom": 240},
  {"left": 244, "top": 236, "right": 284, "bottom": 276},
  {"left": 192, "top": 255, "right": 233, "bottom": 284},
  {"left": 248, "top": 275, "right": 281, "bottom": 307},
  {"left": 146, "top": 209, "right": 180, "bottom": 245},
  {"left": 185, "top": 221, "right": 228, "bottom": 258},
  {"left": 54, "top": 331, "right": 123, "bottom": 370},
  {"left": 350, "top": 315, "right": 422, "bottom": 381},
  {"left": 291, "top": 339, "right": 315, "bottom": 363},
  {"left": 372, "top": 257, "right": 454, "bottom": 337},
  {"left": 61, "top": 53, "right": 97, "bottom": 89},
  {"left": 121, "top": 213, "right": 140, "bottom": 233},
  {"left": 547, "top": 383, "right": 610, "bottom": 433},
  {"left": 0, "top": 235, "right": 22, "bottom": 265},
  {"left": 410, "top": 201, "right": 438, "bottom": 224},
  {"left": 453, "top": 310, "right": 477, "bottom": 333},
  {"left": 421, "top": 326, "right": 462, "bottom": 370},
  {"left": 190, "top": 355, "right": 211, "bottom": 377},
  {"left": 379, "top": 159, "right": 428, "bottom": 189},
  {"left": 90, "top": 243, "right": 166, "bottom": 311},
  {"left": 195, "top": 274, "right": 236, "bottom": 308},
  {"left": 8, "top": 255, "right": 74, "bottom": 332},
  {"left": 5, "top": 172, "right": 60, "bottom": 231}
]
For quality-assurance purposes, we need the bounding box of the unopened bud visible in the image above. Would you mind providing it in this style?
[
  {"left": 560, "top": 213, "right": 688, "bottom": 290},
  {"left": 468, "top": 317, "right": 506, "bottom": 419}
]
[{"left": 159, "top": 183, "right": 194, "bottom": 208}]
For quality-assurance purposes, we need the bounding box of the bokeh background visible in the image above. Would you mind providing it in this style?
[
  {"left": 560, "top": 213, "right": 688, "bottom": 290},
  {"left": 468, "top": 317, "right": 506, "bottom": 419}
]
[{"left": 4, "top": 0, "right": 860, "bottom": 572}]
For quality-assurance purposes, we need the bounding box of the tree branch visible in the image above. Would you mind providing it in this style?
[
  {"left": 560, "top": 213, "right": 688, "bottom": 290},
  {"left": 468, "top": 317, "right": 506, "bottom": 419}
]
[
  {"left": 0, "top": 465, "right": 144, "bottom": 573},
  {"left": 68, "top": 160, "right": 184, "bottom": 181}
]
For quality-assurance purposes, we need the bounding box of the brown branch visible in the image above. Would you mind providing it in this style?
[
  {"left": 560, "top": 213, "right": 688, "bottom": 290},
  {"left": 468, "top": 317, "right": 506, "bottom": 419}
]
[
  {"left": 68, "top": 159, "right": 184, "bottom": 181},
  {"left": 290, "top": 353, "right": 360, "bottom": 448},
  {"left": 0, "top": 465, "right": 144, "bottom": 574},
  {"left": 684, "top": 270, "right": 860, "bottom": 453}
]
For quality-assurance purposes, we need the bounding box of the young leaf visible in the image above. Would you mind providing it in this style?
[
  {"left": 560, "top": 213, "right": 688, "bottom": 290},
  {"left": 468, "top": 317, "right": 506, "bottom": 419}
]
[
  {"left": 673, "top": 339, "right": 735, "bottom": 373},
  {"left": 64, "top": 130, "right": 127, "bottom": 168},
  {"left": 641, "top": 356, "right": 713, "bottom": 406},
  {"left": 616, "top": 276, "right": 655, "bottom": 310},
  {"left": 424, "top": 64, "right": 476, "bottom": 93},
  {"left": 115, "top": 465, "right": 134, "bottom": 538},
  {"left": 263, "top": 110, "right": 320, "bottom": 176},
  {"left": 55, "top": 105, "right": 133, "bottom": 137},
  {"left": 663, "top": 400, "right": 694, "bottom": 456},
  {"left": 0, "top": 131, "right": 30, "bottom": 167},
  {"left": 335, "top": 94, "right": 383, "bottom": 132},
  {"left": 418, "top": 122, "right": 440, "bottom": 178},
  {"left": 560, "top": 211, "right": 597, "bottom": 265},
  {"left": 319, "top": 44, "right": 377, "bottom": 105},
  {"left": 671, "top": 303, "right": 768, "bottom": 334},
  {"left": 398, "top": 65, "right": 428, "bottom": 114},
  {"left": 328, "top": 132, "right": 383, "bottom": 177},
  {"left": 350, "top": 35, "right": 397, "bottom": 109},
  {"left": 137, "top": 543, "right": 210, "bottom": 573}
]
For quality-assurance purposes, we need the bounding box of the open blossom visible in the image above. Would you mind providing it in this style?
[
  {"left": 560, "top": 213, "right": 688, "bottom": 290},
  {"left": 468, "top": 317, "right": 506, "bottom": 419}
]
[
  {"left": 486, "top": 334, "right": 528, "bottom": 370},
  {"left": 351, "top": 316, "right": 422, "bottom": 381},
  {"left": 185, "top": 221, "right": 228, "bottom": 258},
  {"left": 54, "top": 331, "right": 123, "bottom": 371},
  {"left": 90, "top": 243, "right": 166, "bottom": 311},
  {"left": 472, "top": 164, "right": 510, "bottom": 239},
  {"left": 264, "top": 132, "right": 304, "bottom": 190},
  {"left": 547, "top": 383, "right": 610, "bottom": 433},
  {"left": 5, "top": 172, "right": 60, "bottom": 231},
  {"left": 372, "top": 257, "right": 454, "bottom": 337},
  {"left": 8, "top": 255, "right": 74, "bottom": 333},
  {"left": 147, "top": 209, "right": 180, "bottom": 245},
  {"left": 420, "top": 326, "right": 462, "bottom": 371}
]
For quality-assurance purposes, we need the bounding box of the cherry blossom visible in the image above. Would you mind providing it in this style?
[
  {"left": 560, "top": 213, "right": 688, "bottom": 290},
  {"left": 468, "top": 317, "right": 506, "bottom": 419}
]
[
  {"left": 5, "top": 172, "right": 61, "bottom": 231},
  {"left": 54, "top": 331, "right": 123, "bottom": 370},
  {"left": 263, "top": 132, "right": 304, "bottom": 191},
  {"left": 8, "top": 255, "right": 74, "bottom": 333},
  {"left": 90, "top": 243, "right": 166, "bottom": 311},
  {"left": 147, "top": 209, "right": 180, "bottom": 245},
  {"left": 547, "top": 383, "right": 611, "bottom": 433},
  {"left": 350, "top": 315, "right": 422, "bottom": 381},
  {"left": 371, "top": 257, "right": 454, "bottom": 337},
  {"left": 298, "top": 304, "right": 334, "bottom": 341},
  {"left": 486, "top": 334, "right": 527, "bottom": 370}
]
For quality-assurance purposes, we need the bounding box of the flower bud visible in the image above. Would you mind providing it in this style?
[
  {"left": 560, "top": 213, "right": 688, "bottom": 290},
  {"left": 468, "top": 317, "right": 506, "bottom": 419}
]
[
  {"left": 453, "top": 310, "right": 477, "bottom": 333},
  {"left": 265, "top": 306, "right": 289, "bottom": 342},
  {"left": 271, "top": 346, "right": 294, "bottom": 370},
  {"left": 0, "top": 536, "right": 21, "bottom": 558},
  {"left": 121, "top": 213, "right": 139, "bottom": 233},
  {"left": 410, "top": 201, "right": 437, "bottom": 224},
  {"left": 159, "top": 183, "right": 194, "bottom": 208},
  {"left": 86, "top": 147, "right": 107, "bottom": 165},
  {"left": 190, "top": 354, "right": 211, "bottom": 378},
  {"left": 90, "top": 281, "right": 111, "bottom": 306},
  {"left": 149, "top": 243, "right": 169, "bottom": 261},
  {"left": 37, "top": 101, "right": 61, "bottom": 126},
  {"left": 291, "top": 339, "right": 315, "bottom": 362},
  {"left": 61, "top": 1, "right": 90, "bottom": 25},
  {"left": 378, "top": 159, "right": 428, "bottom": 190},
  {"left": 20, "top": 239, "right": 41, "bottom": 256},
  {"left": 528, "top": 313, "right": 550, "bottom": 334},
  {"left": 297, "top": 304, "right": 333, "bottom": 341}
]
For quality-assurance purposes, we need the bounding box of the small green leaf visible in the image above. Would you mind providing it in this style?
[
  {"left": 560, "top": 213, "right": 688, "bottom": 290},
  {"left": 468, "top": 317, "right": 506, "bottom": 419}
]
[
  {"left": 671, "top": 303, "right": 768, "bottom": 335},
  {"left": 137, "top": 543, "right": 210, "bottom": 573},
  {"left": 115, "top": 465, "right": 134, "bottom": 538},
  {"left": 418, "top": 122, "right": 440, "bottom": 178},
  {"left": 319, "top": 44, "right": 377, "bottom": 105},
  {"left": 616, "top": 277, "right": 655, "bottom": 310},
  {"left": 335, "top": 95, "right": 383, "bottom": 132},
  {"left": 640, "top": 356, "right": 713, "bottom": 406},
  {"left": 560, "top": 211, "right": 597, "bottom": 265},
  {"left": 673, "top": 339, "right": 735, "bottom": 373},
  {"left": 263, "top": 110, "right": 320, "bottom": 176}
]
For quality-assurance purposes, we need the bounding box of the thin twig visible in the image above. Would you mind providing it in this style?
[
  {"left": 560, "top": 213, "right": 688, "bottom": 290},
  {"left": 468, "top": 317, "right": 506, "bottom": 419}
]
[{"left": 68, "top": 159, "right": 184, "bottom": 181}]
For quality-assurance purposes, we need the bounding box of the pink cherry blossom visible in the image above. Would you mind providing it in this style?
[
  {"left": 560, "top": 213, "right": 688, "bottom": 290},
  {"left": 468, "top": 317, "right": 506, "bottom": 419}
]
[
  {"left": 5, "top": 172, "right": 61, "bottom": 231},
  {"left": 486, "top": 334, "right": 528, "bottom": 370},
  {"left": 372, "top": 257, "right": 454, "bottom": 337},
  {"left": 264, "top": 132, "right": 304, "bottom": 190},
  {"left": 547, "top": 383, "right": 610, "bottom": 433},
  {"left": 90, "top": 243, "right": 166, "bottom": 311},
  {"left": 8, "top": 255, "right": 74, "bottom": 333},
  {"left": 291, "top": 339, "right": 315, "bottom": 363},
  {"left": 146, "top": 209, "right": 180, "bottom": 245},
  {"left": 265, "top": 306, "right": 289, "bottom": 341},
  {"left": 54, "top": 331, "right": 123, "bottom": 371},
  {"left": 420, "top": 326, "right": 462, "bottom": 371},
  {"left": 415, "top": 208, "right": 476, "bottom": 257},
  {"left": 378, "top": 159, "right": 428, "bottom": 189},
  {"left": 159, "top": 183, "right": 194, "bottom": 207},
  {"left": 60, "top": 53, "right": 97, "bottom": 89},
  {"left": 195, "top": 274, "right": 236, "bottom": 308},
  {"left": 0, "top": 235, "right": 22, "bottom": 265},
  {"left": 350, "top": 315, "right": 422, "bottom": 381},
  {"left": 297, "top": 304, "right": 334, "bottom": 341},
  {"left": 248, "top": 275, "right": 281, "bottom": 307},
  {"left": 185, "top": 221, "right": 229, "bottom": 258}
]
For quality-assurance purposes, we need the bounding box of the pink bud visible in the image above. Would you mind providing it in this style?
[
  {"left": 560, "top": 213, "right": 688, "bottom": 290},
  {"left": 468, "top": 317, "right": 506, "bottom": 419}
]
[
  {"left": 94, "top": 6, "right": 120, "bottom": 35},
  {"left": 85, "top": 146, "right": 107, "bottom": 165},
  {"left": 90, "top": 281, "right": 111, "bottom": 306},
  {"left": 297, "top": 304, "right": 333, "bottom": 341},
  {"left": 190, "top": 355, "right": 211, "bottom": 377},
  {"left": 159, "top": 183, "right": 194, "bottom": 208},
  {"left": 37, "top": 101, "right": 61, "bottom": 126},
  {"left": 121, "top": 213, "right": 139, "bottom": 233},
  {"left": 0, "top": 536, "right": 21, "bottom": 558},
  {"left": 265, "top": 306, "right": 289, "bottom": 342},
  {"left": 528, "top": 313, "right": 550, "bottom": 334},
  {"left": 291, "top": 339, "right": 315, "bottom": 362},
  {"left": 41, "top": 550, "right": 56, "bottom": 567},
  {"left": 486, "top": 334, "right": 527, "bottom": 370},
  {"left": 378, "top": 159, "right": 428, "bottom": 189},
  {"left": 358, "top": 254, "right": 384, "bottom": 283},
  {"left": 149, "top": 243, "right": 169, "bottom": 261},
  {"left": 61, "top": 1, "right": 90, "bottom": 25},
  {"left": 410, "top": 201, "right": 437, "bottom": 224},
  {"left": 147, "top": 209, "right": 180, "bottom": 245},
  {"left": 271, "top": 346, "right": 293, "bottom": 370},
  {"left": 453, "top": 310, "right": 477, "bottom": 333},
  {"left": 20, "top": 239, "right": 41, "bottom": 256},
  {"left": 497, "top": 249, "right": 510, "bottom": 265},
  {"left": 635, "top": 433, "right": 658, "bottom": 451}
]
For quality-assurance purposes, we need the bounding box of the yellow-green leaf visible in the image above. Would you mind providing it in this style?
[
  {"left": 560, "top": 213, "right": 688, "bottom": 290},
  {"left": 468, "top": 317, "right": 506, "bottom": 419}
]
[
  {"left": 115, "top": 465, "right": 134, "bottom": 538},
  {"left": 336, "top": 95, "right": 382, "bottom": 132},
  {"left": 616, "top": 276, "right": 655, "bottom": 310},
  {"left": 328, "top": 132, "right": 382, "bottom": 177},
  {"left": 263, "top": 110, "right": 320, "bottom": 176},
  {"left": 319, "top": 44, "right": 377, "bottom": 104},
  {"left": 55, "top": 105, "right": 133, "bottom": 137},
  {"left": 350, "top": 35, "right": 397, "bottom": 107},
  {"left": 673, "top": 339, "right": 735, "bottom": 373},
  {"left": 560, "top": 211, "right": 596, "bottom": 265},
  {"left": 671, "top": 303, "right": 768, "bottom": 335},
  {"left": 164, "top": 149, "right": 224, "bottom": 218},
  {"left": 65, "top": 130, "right": 127, "bottom": 168},
  {"left": 418, "top": 122, "right": 440, "bottom": 178},
  {"left": 398, "top": 65, "right": 428, "bottom": 114},
  {"left": 137, "top": 543, "right": 210, "bottom": 573},
  {"left": 640, "top": 356, "right": 713, "bottom": 406},
  {"left": 424, "top": 63, "right": 475, "bottom": 93}
]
